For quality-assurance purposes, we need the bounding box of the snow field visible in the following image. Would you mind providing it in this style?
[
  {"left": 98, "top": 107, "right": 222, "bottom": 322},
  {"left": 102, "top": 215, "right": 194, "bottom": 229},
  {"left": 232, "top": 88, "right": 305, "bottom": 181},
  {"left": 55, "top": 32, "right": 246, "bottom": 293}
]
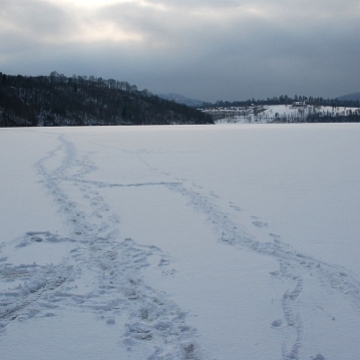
[{"left": 1, "top": 124, "right": 360, "bottom": 359}]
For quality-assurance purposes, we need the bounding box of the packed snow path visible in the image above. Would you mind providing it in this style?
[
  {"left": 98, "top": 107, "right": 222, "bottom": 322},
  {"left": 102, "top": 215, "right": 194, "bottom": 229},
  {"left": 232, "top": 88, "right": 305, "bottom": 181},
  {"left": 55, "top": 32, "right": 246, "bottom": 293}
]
[
  {"left": 1, "top": 134, "right": 202, "bottom": 360},
  {"left": 1, "top": 125, "right": 360, "bottom": 360}
]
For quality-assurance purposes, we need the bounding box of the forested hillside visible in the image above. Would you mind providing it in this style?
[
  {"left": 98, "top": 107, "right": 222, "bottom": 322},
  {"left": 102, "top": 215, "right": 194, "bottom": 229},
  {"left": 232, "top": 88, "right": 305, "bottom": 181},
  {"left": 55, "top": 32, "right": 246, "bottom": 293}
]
[{"left": 0, "top": 72, "right": 213, "bottom": 127}]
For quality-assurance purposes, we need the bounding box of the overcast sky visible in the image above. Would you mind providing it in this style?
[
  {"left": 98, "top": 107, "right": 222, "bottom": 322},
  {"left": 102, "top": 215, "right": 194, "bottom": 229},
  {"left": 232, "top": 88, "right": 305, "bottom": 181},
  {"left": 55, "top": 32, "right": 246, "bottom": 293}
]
[{"left": 1, "top": 0, "right": 359, "bottom": 102}]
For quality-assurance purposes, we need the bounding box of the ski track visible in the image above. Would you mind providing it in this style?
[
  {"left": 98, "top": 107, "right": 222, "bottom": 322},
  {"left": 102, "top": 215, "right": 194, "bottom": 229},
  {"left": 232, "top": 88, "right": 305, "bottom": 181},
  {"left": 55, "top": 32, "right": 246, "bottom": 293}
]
[
  {"left": 164, "top": 181, "right": 360, "bottom": 360},
  {"left": 137, "top": 152, "right": 360, "bottom": 360},
  {"left": 1, "top": 133, "right": 360, "bottom": 360},
  {"left": 0, "top": 135, "right": 203, "bottom": 360}
]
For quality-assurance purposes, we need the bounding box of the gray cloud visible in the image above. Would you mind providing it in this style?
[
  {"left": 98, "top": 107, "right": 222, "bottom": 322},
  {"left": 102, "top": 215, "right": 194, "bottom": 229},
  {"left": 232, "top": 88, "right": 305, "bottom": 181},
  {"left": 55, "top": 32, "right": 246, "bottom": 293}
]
[
  {"left": 0, "top": 0, "right": 77, "bottom": 40},
  {"left": 1, "top": 0, "right": 359, "bottom": 101}
]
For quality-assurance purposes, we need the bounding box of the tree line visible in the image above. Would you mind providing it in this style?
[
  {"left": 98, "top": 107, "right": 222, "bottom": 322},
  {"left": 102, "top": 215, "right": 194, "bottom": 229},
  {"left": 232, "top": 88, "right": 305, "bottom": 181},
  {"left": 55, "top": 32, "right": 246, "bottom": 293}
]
[
  {"left": 205, "top": 94, "right": 360, "bottom": 109},
  {"left": 0, "top": 72, "right": 213, "bottom": 127}
]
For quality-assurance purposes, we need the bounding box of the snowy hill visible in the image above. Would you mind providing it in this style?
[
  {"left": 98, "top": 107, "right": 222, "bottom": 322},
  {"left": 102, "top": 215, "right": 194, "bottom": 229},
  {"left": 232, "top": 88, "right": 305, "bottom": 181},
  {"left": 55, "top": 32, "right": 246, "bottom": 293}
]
[
  {"left": 337, "top": 91, "right": 360, "bottom": 101},
  {"left": 202, "top": 104, "right": 360, "bottom": 124},
  {"left": 0, "top": 73, "right": 213, "bottom": 127}
]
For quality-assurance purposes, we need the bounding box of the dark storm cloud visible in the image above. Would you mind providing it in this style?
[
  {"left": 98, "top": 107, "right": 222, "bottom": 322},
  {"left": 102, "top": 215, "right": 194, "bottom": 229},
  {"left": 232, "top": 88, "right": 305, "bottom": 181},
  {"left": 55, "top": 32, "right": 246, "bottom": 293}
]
[{"left": 1, "top": 0, "right": 359, "bottom": 101}]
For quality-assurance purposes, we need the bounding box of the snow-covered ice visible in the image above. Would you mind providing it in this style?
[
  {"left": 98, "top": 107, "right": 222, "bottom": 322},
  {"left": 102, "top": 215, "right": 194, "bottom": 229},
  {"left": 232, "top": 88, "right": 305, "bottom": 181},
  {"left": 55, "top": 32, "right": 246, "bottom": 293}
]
[{"left": 1, "top": 124, "right": 360, "bottom": 360}]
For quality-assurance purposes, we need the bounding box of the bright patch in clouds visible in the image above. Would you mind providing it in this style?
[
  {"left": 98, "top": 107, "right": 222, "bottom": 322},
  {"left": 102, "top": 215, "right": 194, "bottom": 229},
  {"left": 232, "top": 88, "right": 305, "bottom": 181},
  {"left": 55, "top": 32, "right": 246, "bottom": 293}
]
[
  {"left": 77, "top": 21, "right": 143, "bottom": 43},
  {"left": 243, "top": 5, "right": 270, "bottom": 18},
  {"left": 138, "top": 0, "right": 168, "bottom": 11},
  {"left": 51, "top": 0, "right": 132, "bottom": 8}
]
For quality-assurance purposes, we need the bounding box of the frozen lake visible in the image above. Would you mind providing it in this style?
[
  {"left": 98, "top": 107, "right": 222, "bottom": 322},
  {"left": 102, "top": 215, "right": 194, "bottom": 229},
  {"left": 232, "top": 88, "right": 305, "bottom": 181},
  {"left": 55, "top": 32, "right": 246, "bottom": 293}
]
[{"left": 1, "top": 124, "right": 360, "bottom": 360}]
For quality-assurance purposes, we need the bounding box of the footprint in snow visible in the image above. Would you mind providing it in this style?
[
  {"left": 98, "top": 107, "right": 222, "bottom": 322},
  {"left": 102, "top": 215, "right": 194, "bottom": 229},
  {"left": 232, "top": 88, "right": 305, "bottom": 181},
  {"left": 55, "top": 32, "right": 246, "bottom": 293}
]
[
  {"left": 252, "top": 220, "right": 268, "bottom": 228},
  {"left": 271, "top": 319, "right": 283, "bottom": 327},
  {"left": 229, "top": 203, "right": 242, "bottom": 212}
]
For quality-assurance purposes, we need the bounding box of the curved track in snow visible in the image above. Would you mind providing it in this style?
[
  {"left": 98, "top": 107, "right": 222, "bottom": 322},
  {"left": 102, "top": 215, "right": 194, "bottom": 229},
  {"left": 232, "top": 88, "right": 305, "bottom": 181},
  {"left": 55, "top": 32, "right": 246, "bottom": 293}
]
[
  {"left": 136, "top": 148, "right": 360, "bottom": 360},
  {"left": 163, "top": 183, "right": 360, "bottom": 360},
  {"left": 1, "top": 130, "right": 360, "bottom": 360},
  {"left": 0, "top": 135, "right": 203, "bottom": 360}
]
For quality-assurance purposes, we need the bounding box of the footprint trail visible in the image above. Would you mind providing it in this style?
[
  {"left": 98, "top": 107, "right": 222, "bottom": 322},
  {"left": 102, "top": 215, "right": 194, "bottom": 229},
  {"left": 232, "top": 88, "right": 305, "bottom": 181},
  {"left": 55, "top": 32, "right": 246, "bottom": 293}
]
[{"left": 0, "top": 135, "right": 203, "bottom": 360}]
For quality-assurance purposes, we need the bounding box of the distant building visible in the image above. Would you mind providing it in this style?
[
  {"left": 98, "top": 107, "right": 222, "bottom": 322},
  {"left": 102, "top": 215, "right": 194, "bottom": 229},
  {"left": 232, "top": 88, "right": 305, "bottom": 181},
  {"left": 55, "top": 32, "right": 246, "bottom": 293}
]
[{"left": 293, "top": 101, "right": 306, "bottom": 107}]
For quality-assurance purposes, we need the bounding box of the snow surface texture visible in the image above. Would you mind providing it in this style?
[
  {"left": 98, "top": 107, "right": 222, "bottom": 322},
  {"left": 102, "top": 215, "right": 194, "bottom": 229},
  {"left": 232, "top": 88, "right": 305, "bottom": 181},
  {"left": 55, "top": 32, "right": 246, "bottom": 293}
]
[{"left": 1, "top": 124, "right": 360, "bottom": 360}]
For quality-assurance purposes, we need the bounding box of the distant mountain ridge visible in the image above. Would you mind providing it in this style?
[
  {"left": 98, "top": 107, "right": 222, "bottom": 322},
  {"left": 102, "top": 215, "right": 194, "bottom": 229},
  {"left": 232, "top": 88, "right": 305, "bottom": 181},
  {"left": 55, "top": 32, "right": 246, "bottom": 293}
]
[
  {"left": 158, "top": 93, "right": 204, "bottom": 108},
  {"left": 337, "top": 92, "right": 360, "bottom": 101},
  {"left": 0, "top": 73, "right": 213, "bottom": 127}
]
